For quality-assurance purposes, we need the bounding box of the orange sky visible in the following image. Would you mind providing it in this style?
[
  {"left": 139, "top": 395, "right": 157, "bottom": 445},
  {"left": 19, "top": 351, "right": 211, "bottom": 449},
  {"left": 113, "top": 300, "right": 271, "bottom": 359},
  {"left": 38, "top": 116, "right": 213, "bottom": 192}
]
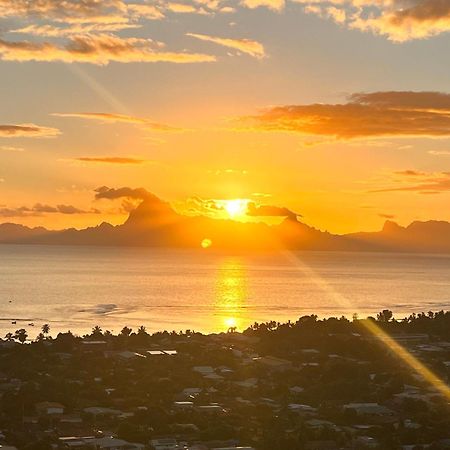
[{"left": 0, "top": 0, "right": 449, "bottom": 234}]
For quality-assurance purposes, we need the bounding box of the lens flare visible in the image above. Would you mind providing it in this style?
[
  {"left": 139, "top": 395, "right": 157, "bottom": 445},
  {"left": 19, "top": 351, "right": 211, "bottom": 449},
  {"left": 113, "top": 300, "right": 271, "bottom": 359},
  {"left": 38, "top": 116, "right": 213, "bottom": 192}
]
[{"left": 201, "top": 238, "right": 212, "bottom": 248}]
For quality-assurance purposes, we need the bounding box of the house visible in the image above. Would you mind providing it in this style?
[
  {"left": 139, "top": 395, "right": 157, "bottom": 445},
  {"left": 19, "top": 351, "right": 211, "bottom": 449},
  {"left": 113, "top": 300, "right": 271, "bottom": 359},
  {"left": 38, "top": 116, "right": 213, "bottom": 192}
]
[
  {"left": 173, "top": 401, "right": 194, "bottom": 410},
  {"left": 83, "top": 406, "right": 123, "bottom": 417},
  {"left": 253, "top": 356, "right": 292, "bottom": 371},
  {"left": 343, "top": 402, "right": 394, "bottom": 415},
  {"left": 182, "top": 387, "right": 202, "bottom": 397},
  {"left": 289, "top": 386, "right": 304, "bottom": 394},
  {"left": 192, "top": 366, "right": 215, "bottom": 375},
  {"left": 196, "top": 404, "right": 225, "bottom": 414},
  {"left": 304, "top": 440, "right": 338, "bottom": 450},
  {"left": 343, "top": 402, "right": 397, "bottom": 423},
  {"left": 150, "top": 438, "right": 181, "bottom": 449},
  {"left": 234, "top": 378, "right": 258, "bottom": 389},
  {"left": 59, "top": 436, "right": 144, "bottom": 450},
  {"left": 305, "top": 419, "right": 339, "bottom": 431},
  {"left": 354, "top": 436, "right": 379, "bottom": 448},
  {"left": 35, "top": 401, "right": 65, "bottom": 415},
  {"left": 212, "top": 448, "right": 255, "bottom": 450},
  {"left": 288, "top": 403, "right": 317, "bottom": 415},
  {"left": 105, "top": 351, "right": 146, "bottom": 361}
]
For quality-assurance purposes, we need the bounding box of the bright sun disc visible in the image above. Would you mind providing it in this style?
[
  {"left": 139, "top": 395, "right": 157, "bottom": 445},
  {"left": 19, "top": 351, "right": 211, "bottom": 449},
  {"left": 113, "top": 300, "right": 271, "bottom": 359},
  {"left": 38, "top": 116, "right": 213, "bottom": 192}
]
[
  {"left": 223, "top": 199, "right": 248, "bottom": 218},
  {"left": 224, "top": 317, "right": 237, "bottom": 328}
]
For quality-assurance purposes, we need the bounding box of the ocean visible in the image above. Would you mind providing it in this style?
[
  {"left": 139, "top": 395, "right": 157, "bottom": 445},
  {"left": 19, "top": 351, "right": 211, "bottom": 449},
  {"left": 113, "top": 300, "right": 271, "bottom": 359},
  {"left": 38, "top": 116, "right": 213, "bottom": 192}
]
[{"left": 0, "top": 245, "right": 449, "bottom": 337}]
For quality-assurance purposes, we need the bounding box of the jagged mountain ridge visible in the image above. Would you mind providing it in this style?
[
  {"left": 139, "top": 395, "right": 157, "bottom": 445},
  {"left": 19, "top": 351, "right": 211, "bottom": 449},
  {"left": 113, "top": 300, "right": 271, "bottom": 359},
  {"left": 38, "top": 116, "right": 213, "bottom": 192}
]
[{"left": 1, "top": 197, "right": 449, "bottom": 253}]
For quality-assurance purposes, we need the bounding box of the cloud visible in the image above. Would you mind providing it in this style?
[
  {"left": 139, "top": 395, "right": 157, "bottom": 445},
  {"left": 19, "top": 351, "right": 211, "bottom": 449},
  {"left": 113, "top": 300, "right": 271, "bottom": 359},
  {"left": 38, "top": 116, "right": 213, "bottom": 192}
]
[
  {"left": 94, "top": 186, "right": 153, "bottom": 201},
  {"left": 0, "top": 124, "right": 60, "bottom": 138},
  {"left": 429, "top": 150, "right": 450, "bottom": 156},
  {"left": 208, "top": 168, "right": 248, "bottom": 175},
  {"left": 0, "top": 203, "right": 100, "bottom": 217},
  {"left": 126, "top": 3, "right": 165, "bottom": 20},
  {"left": 187, "top": 32, "right": 266, "bottom": 58},
  {"left": 53, "top": 112, "right": 184, "bottom": 131},
  {"left": 11, "top": 22, "right": 143, "bottom": 37},
  {"left": 371, "top": 171, "right": 450, "bottom": 194},
  {"left": 246, "top": 201, "right": 299, "bottom": 218},
  {"left": 351, "top": 0, "right": 450, "bottom": 42},
  {"left": 183, "top": 196, "right": 225, "bottom": 216},
  {"left": 0, "top": 146, "right": 24, "bottom": 152},
  {"left": 394, "top": 170, "right": 427, "bottom": 176},
  {"left": 379, "top": 213, "right": 396, "bottom": 219},
  {"left": 0, "top": 34, "right": 216, "bottom": 65},
  {"left": 0, "top": 0, "right": 127, "bottom": 21},
  {"left": 241, "top": 0, "right": 285, "bottom": 12},
  {"left": 296, "top": 0, "right": 450, "bottom": 41},
  {"left": 167, "top": 3, "right": 201, "bottom": 13},
  {"left": 240, "top": 91, "right": 450, "bottom": 139},
  {"left": 75, "top": 157, "right": 147, "bottom": 164}
]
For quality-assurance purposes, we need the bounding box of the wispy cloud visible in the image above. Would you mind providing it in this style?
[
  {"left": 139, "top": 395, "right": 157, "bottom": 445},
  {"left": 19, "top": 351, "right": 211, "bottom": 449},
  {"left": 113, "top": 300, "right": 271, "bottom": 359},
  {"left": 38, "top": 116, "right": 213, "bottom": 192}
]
[
  {"left": 371, "top": 170, "right": 450, "bottom": 194},
  {"left": 0, "top": 34, "right": 215, "bottom": 65},
  {"left": 0, "top": 0, "right": 128, "bottom": 22},
  {"left": 94, "top": 186, "right": 154, "bottom": 201},
  {"left": 0, "top": 145, "right": 25, "bottom": 152},
  {"left": 11, "top": 22, "right": 143, "bottom": 37},
  {"left": 53, "top": 112, "right": 185, "bottom": 131},
  {"left": 429, "top": 150, "right": 450, "bottom": 156},
  {"left": 75, "top": 156, "right": 148, "bottom": 164},
  {"left": 240, "top": 91, "right": 450, "bottom": 139},
  {"left": 246, "top": 201, "right": 299, "bottom": 218},
  {"left": 0, "top": 124, "right": 60, "bottom": 138},
  {"left": 0, "top": 203, "right": 100, "bottom": 217},
  {"left": 187, "top": 32, "right": 266, "bottom": 58}
]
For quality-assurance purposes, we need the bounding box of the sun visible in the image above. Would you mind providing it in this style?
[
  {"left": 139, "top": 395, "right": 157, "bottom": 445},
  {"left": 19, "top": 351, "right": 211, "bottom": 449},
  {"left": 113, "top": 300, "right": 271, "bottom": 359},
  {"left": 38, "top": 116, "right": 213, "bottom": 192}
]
[
  {"left": 223, "top": 199, "right": 248, "bottom": 218},
  {"left": 224, "top": 317, "right": 237, "bottom": 328}
]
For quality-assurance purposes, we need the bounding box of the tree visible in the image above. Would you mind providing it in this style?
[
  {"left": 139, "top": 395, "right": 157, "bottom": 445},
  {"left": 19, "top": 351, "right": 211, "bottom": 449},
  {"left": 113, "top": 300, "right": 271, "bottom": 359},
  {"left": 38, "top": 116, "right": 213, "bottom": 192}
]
[
  {"left": 41, "top": 323, "right": 50, "bottom": 339},
  {"left": 120, "top": 326, "right": 132, "bottom": 337},
  {"left": 91, "top": 325, "right": 103, "bottom": 338},
  {"left": 14, "top": 328, "right": 28, "bottom": 344},
  {"left": 377, "top": 309, "right": 393, "bottom": 323},
  {"left": 4, "top": 332, "right": 13, "bottom": 341},
  {"left": 137, "top": 325, "right": 147, "bottom": 335}
]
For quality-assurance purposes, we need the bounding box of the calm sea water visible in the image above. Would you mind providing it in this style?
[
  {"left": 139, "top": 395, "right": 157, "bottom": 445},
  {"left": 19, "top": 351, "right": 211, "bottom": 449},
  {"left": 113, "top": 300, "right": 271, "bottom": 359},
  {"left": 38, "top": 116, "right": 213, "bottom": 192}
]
[{"left": 0, "top": 245, "right": 449, "bottom": 337}]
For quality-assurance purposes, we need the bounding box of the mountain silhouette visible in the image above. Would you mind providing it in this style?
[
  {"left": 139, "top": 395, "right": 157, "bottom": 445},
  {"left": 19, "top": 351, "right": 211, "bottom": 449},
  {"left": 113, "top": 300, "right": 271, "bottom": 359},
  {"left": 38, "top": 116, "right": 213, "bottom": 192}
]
[{"left": 1, "top": 195, "right": 449, "bottom": 253}]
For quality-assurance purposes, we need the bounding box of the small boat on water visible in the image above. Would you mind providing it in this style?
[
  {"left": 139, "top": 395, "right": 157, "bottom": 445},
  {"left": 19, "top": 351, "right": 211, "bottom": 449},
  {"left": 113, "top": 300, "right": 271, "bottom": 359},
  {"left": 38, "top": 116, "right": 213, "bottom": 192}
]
[
  {"left": 11, "top": 321, "right": 16, "bottom": 324},
  {"left": 28, "top": 322, "right": 34, "bottom": 326}
]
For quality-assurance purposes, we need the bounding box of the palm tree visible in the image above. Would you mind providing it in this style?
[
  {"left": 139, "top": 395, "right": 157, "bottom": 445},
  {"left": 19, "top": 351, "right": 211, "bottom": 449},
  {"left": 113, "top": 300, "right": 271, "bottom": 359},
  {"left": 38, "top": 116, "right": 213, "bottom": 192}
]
[
  {"left": 14, "top": 328, "right": 28, "bottom": 344},
  {"left": 377, "top": 309, "right": 393, "bottom": 323},
  {"left": 120, "top": 326, "right": 132, "bottom": 337},
  {"left": 91, "top": 325, "right": 103, "bottom": 338},
  {"left": 137, "top": 325, "right": 147, "bottom": 335},
  {"left": 41, "top": 323, "right": 50, "bottom": 339},
  {"left": 4, "top": 332, "right": 13, "bottom": 341},
  {"left": 36, "top": 332, "right": 45, "bottom": 342}
]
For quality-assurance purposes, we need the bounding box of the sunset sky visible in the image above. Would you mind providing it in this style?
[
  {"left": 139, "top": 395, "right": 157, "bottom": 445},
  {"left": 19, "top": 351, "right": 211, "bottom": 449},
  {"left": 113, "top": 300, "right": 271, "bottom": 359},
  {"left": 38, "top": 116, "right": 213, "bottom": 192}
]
[{"left": 1, "top": 0, "right": 449, "bottom": 233}]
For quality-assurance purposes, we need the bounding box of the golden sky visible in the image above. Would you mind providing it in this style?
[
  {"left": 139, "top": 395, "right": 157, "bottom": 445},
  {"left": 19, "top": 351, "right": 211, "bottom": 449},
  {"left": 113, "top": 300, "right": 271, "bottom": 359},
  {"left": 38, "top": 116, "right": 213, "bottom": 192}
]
[{"left": 0, "top": 0, "right": 449, "bottom": 234}]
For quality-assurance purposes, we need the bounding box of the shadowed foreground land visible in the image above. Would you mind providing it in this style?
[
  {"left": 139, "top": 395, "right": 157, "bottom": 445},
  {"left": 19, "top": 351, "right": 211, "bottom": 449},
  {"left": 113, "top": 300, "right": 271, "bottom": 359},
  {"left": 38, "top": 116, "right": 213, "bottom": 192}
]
[{"left": 1, "top": 311, "right": 449, "bottom": 450}]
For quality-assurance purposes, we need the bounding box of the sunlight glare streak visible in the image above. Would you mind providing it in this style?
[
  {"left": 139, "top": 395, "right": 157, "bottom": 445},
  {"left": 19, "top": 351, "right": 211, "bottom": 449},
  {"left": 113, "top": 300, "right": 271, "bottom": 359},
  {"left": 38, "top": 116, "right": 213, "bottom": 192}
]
[
  {"left": 66, "top": 64, "right": 133, "bottom": 115},
  {"left": 281, "top": 250, "right": 450, "bottom": 401}
]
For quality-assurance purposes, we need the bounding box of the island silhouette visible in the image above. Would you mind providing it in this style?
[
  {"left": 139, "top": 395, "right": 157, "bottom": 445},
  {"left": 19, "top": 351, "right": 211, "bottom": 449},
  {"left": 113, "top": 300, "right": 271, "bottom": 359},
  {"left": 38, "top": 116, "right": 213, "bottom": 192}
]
[{"left": 1, "top": 191, "right": 449, "bottom": 253}]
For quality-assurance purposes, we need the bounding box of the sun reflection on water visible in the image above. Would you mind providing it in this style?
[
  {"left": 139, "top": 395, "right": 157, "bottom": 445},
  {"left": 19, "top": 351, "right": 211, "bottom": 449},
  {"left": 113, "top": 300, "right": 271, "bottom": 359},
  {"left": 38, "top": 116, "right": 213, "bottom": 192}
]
[{"left": 214, "top": 258, "right": 248, "bottom": 331}]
